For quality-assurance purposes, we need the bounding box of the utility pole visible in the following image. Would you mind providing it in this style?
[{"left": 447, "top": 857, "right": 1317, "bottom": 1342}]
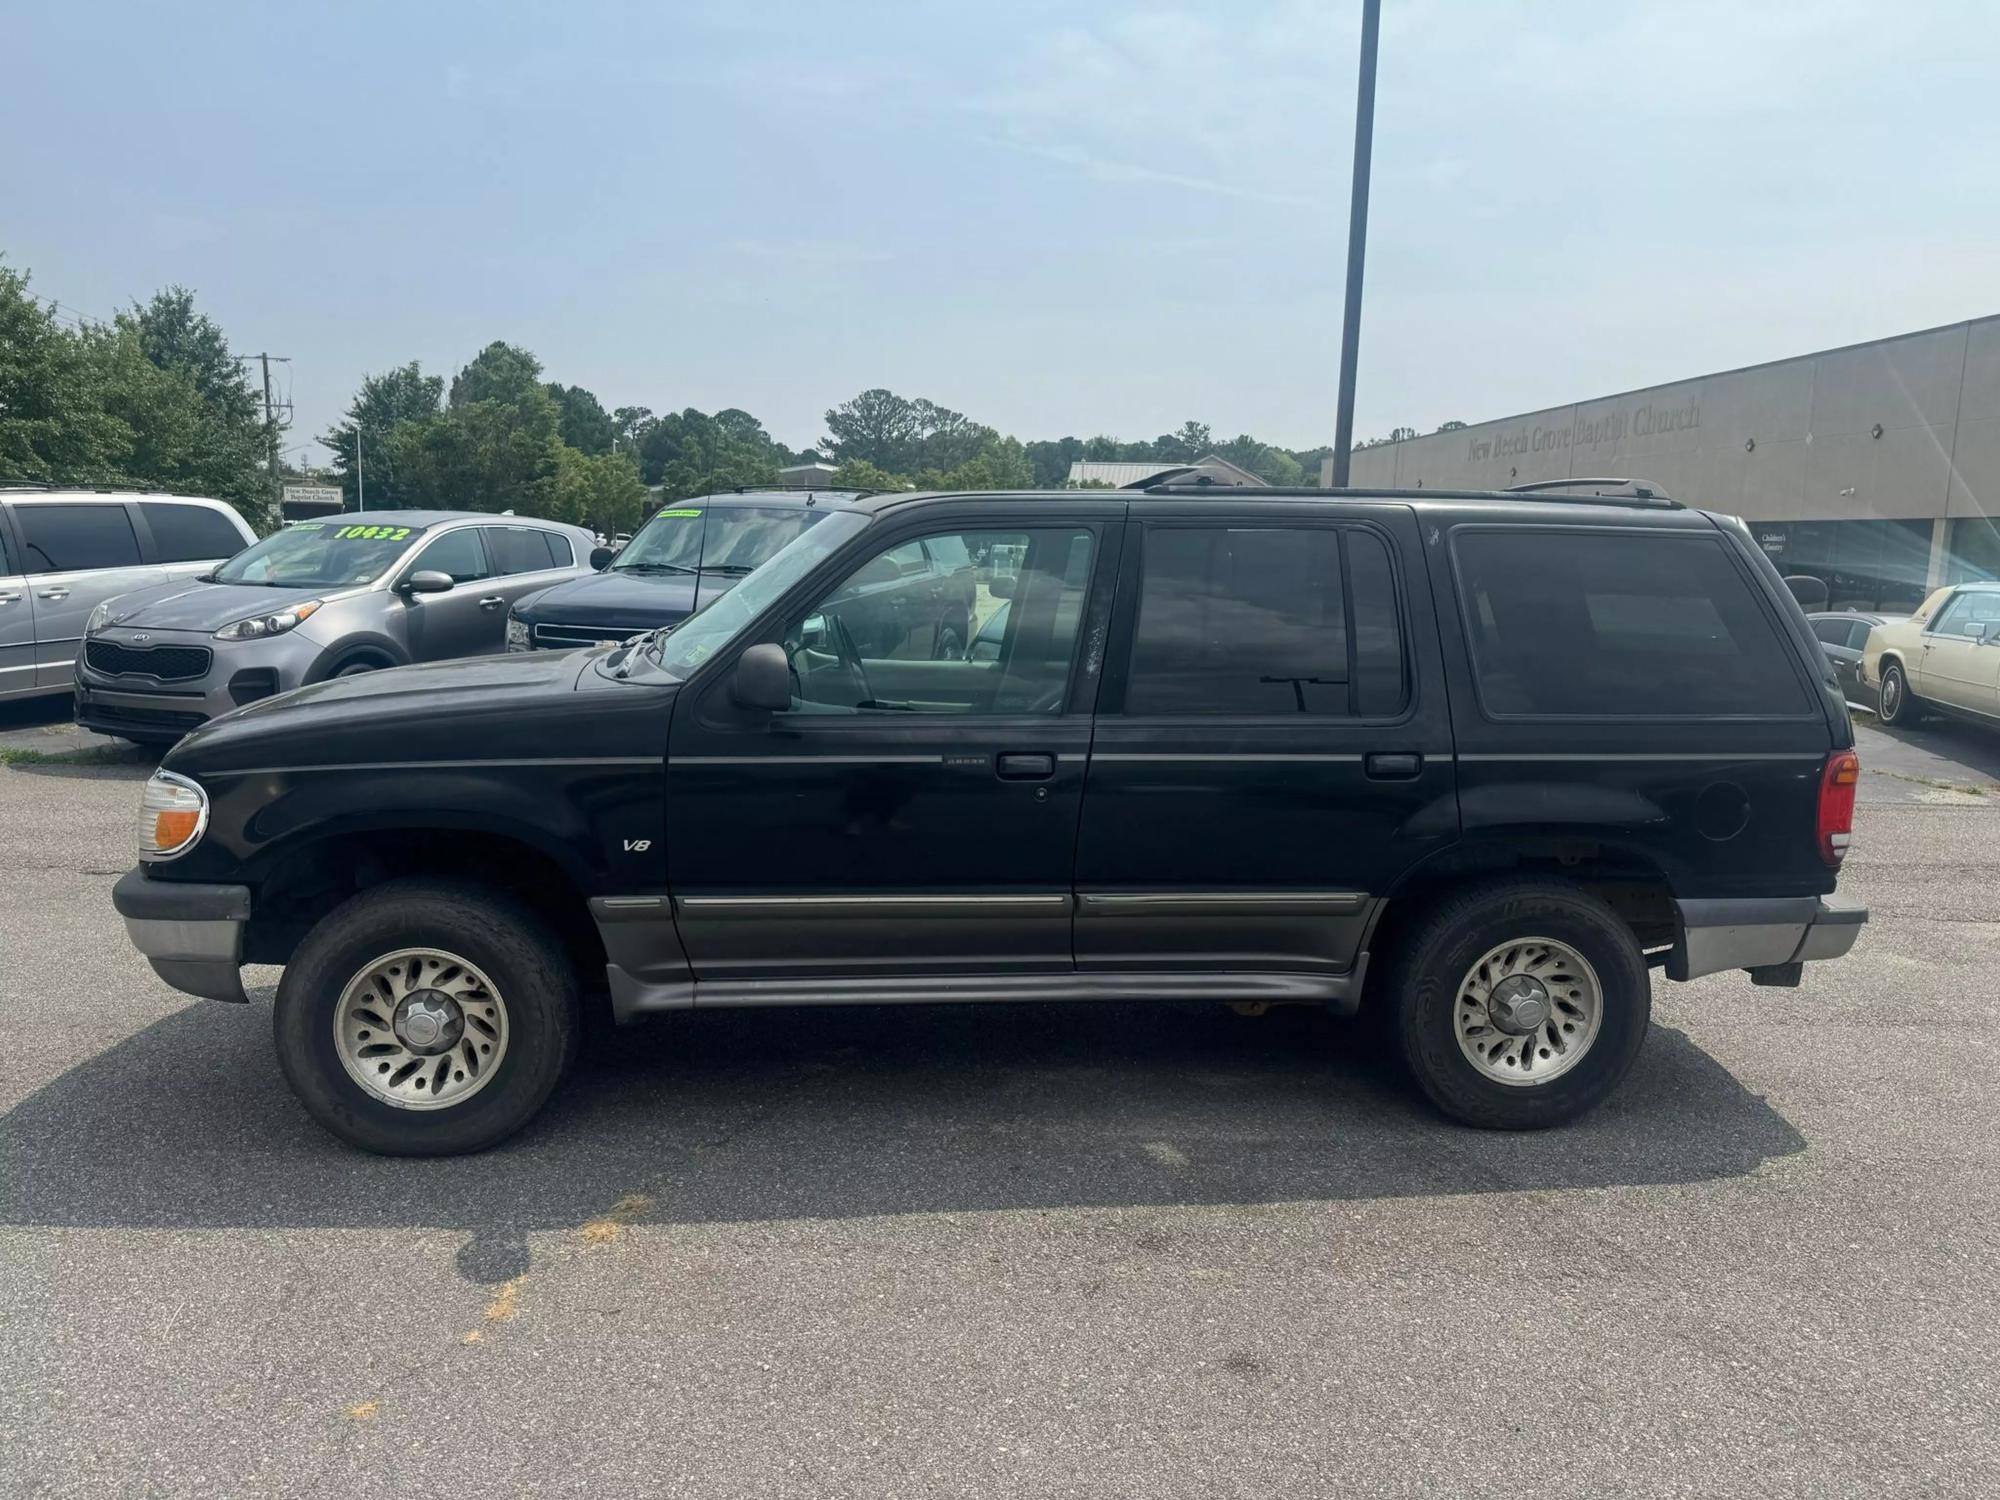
[
  {"left": 1329, "top": 0, "right": 1382, "bottom": 488},
  {"left": 240, "top": 352, "right": 292, "bottom": 521},
  {"left": 355, "top": 426, "right": 366, "bottom": 513}
]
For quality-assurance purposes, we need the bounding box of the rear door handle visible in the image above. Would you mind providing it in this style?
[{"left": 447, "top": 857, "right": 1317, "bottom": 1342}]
[
  {"left": 38, "top": 588, "right": 69, "bottom": 601},
  {"left": 996, "top": 752, "right": 1055, "bottom": 781},
  {"left": 0, "top": 593, "right": 20, "bottom": 604},
  {"left": 1365, "top": 752, "right": 1422, "bottom": 780},
  {"left": 478, "top": 595, "right": 505, "bottom": 610}
]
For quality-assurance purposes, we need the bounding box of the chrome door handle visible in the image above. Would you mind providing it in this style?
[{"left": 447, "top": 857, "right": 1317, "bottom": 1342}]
[
  {"left": 478, "top": 596, "right": 505, "bottom": 610},
  {"left": 0, "top": 593, "right": 20, "bottom": 604},
  {"left": 38, "top": 588, "right": 70, "bottom": 601}
]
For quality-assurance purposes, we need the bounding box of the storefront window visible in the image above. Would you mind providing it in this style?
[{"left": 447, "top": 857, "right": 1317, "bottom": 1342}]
[
  {"left": 1947, "top": 518, "right": 2000, "bottom": 587},
  {"left": 1752, "top": 519, "right": 1934, "bottom": 611}
]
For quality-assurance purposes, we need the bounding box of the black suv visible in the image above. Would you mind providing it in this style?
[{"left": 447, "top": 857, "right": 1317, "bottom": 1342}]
[
  {"left": 505, "top": 489, "right": 976, "bottom": 661},
  {"left": 113, "top": 484, "right": 1866, "bottom": 1154}
]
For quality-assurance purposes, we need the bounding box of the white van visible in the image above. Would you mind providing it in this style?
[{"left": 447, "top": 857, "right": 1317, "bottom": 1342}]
[{"left": 0, "top": 489, "right": 256, "bottom": 703}]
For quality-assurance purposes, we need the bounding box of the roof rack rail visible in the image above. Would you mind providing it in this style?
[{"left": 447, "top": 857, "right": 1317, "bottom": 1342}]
[
  {"left": 1505, "top": 476, "right": 1673, "bottom": 502},
  {"left": 1134, "top": 481, "right": 1681, "bottom": 510}
]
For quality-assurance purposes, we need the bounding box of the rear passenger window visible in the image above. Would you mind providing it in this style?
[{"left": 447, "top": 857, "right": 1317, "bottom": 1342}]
[
  {"left": 1453, "top": 528, "right": 1812, "bottom": 718},
  {"left": 141, "top": 501, "right": 246, "bottom": 563},
  {"left": 485, "top": 526, "right": 558, "bottom": 575},
  {"left": 1811, "top": 618, "right": 1851, "bottom": 647},
  {"left": 14, "top": 504, "right": 143, "bottom": 573},
  {"left": 1124, "top": 525, "right": 1406, "bottom": 716}
]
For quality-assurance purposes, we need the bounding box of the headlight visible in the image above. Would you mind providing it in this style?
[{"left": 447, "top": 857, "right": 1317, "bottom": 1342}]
[
  {"left": 138, "top": 770, "right": 209, "bottom": 861},
  {"left": 505, "top": 614, "right": 531, "bottom": 652},
  {"left": 215, "top": 600, "right": 322, "bottom": 641},
  {"left": 86, "top": 601, "right": 116, "bottom": 634}
]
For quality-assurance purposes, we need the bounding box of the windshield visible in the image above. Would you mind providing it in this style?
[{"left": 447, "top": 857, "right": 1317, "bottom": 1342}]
[
  {"left": 646, "top": 511, "right": 869, "bottom": 681},
  {"left": 214, "top": 520, "right": 423, "bottom": 588},
  {"left": 614, "top": 505, "right": 826, "bottom": 575}
]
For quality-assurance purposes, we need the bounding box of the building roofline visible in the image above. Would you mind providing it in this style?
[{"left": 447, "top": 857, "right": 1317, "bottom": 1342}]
[{"left": 1360, "top": 310, "right": 2000, "bottom": 450}]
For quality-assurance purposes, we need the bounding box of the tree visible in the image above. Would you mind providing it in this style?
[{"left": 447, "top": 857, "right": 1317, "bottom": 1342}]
[
  {"left": 830, "top": 458, "right": 907, "bottom": 492},
  {"left": 917, "top": 435, "right": 1033, "bottom": 492},
  {"left": 1025, "top": 436, "right": 1085, "bottom": 489},
  {"left": 0, "top": 264, "right": 128, "bottom": 483},
  {"left": 1158, "top": 420, "right": 1213, "bottom": 463},
  {"left": 1436, "top": 420, "right": 1466, "bottom": 432},
  {"left": 319, "top": 362, "right": 445, "bottom": 510},
  {"left": 550, "top": 447, "right": 647, "bottom": 537},
  {"left": 547, "top": 382, "right": 615, "bottom": 455},
  {"left": 449, "top": 341, "right": 544, "bottom": 409},
  {"left": 116, "top": 287, "right": 272, "bottom": 522},
  {"left": 639, "top": 408, "right": 781, "bottom": 499},
  {"left": 823, "top": 388, "right": 919, "bottom": 471}
]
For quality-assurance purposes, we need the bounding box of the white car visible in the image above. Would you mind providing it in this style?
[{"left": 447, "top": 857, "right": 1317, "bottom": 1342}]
[{"left": 1862, "top": 580, "right": 2000, "bottom": 730}]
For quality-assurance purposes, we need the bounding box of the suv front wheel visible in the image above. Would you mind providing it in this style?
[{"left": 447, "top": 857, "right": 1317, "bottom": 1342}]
[
  {"left": 1386, "top": 880, "right": 1650, "bottom": 1130},
  {"left": 273, "top": 878, "right": 580, "bottom": 1155}
]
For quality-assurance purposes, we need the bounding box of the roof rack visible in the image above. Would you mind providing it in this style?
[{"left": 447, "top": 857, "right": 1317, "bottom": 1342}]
[
  {"left": 1136, "top": 480, "right": 1681, "bottom": 510},
  {"left": 1505, "top": 476, "right": 1673, "bottom": 502}
]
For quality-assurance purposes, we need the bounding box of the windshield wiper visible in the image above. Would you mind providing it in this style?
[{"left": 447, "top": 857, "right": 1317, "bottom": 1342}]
[
  {"left": 615, "top": 561, "right": 697, "bottom": 576},
  {"left": 701, "top": 563, "right": 757, "bottom": 575}
]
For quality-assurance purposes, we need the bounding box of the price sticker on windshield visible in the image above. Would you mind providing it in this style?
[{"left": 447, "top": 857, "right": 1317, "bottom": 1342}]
[
  {"left": 655, "top": 509, "right": 703, "bottom": 518},
  {"left": 332, "top": 524, "right": 415, "bottom": 541}
]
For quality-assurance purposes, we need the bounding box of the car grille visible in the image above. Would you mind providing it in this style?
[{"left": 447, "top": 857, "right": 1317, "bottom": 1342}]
[
  {"left": 532, "top": 622, "right": 641, "bottom": 649},
  {"left": 85, "top": 639, "right": 213, "bottom": 682}
]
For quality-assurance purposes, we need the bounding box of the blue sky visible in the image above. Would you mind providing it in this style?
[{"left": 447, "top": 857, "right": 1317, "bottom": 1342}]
[{"left": 6, "top": 1, "right": 1999, "bottom": 462}]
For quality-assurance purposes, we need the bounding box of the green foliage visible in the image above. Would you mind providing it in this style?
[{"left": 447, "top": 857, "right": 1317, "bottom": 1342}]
[
  {"left": 449, "top": 341, "right": 544, "bottom": 408},
  {"left": 0, "top": 264, "right": 272, "bottom": 523},
  {"left": 829, "top": 458, "right": 906, "bottom": 492},
  {"left": 319, "top": 361, "right": 445, "bottom": 510},
  {"left": 550, "top": 447, "right": 647, "bottom": 537},
  {"left": 548, "top": 382, "right": 615, "bottom": 455},
  {"left": 631, "top": 407, "right": 783, "bottom": 499}
]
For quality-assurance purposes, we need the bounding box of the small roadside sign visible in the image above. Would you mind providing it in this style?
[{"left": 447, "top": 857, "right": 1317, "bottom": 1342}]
[{"left": 281, "top": 483, "right": 345, "bottom": 517}]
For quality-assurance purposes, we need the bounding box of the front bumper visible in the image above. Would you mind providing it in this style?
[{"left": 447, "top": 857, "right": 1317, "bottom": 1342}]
[
  {"left": 112, "top": 867, "right": 252, "bottom": 1004},
  {"left": 74, "top": 626, "right": 312, "bottom": 740},
  {"left": 1667, "top": 895, "right": 1867, "bottom": 984}
]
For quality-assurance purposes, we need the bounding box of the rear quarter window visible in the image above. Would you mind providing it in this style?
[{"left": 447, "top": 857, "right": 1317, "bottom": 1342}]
[{"left": 1452, "top": 526, "right": 1814, "bottom": 718}]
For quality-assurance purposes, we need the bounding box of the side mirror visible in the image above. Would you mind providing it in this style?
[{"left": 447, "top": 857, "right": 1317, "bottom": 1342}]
[
  {"left": 732, "top": 642, "right": 792, "bottom": 712},
  {"left": 987, "top": 572, "right": 1016, "bottom": 600},
  {"left": 590, "top": 546, "right": 615, "bottom": 571},
  {"left": 399, "top": 570, "right": 454, "bottom": 595},
  {"left": 1970, "top": 620, "right": 1990, "bottom": 643}
]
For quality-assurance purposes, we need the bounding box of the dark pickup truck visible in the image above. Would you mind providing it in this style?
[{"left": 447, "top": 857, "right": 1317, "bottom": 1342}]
[{"left": 114, "top": 482, "right": 1865, "bottom": 1154}]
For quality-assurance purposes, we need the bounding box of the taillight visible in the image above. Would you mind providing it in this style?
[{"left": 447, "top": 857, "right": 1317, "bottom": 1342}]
[{"left": 1817, "top": 749, "right": 1859, "bottom": 866}]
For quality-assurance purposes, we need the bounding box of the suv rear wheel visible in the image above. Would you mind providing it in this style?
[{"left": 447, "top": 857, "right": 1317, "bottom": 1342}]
[
  {"left": 273, "top": 878, "right": 579, "bottom": 1155},
  {"left": 1386, "top": 880, "right": 1650, "bottom": 1129}
]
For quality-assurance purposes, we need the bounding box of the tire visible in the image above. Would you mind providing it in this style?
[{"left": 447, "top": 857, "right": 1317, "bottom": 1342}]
[
  {"left": 273, "top": 878, "right": 580, "bottom": 1155},
  {"left": 932, "top": 617, "right": 967, "bottom": 661},
  {"left": 1385, "top": 879, "right": 1650, "bottom": 1130},
  {"left": 334, "top": 660, "right": 382, "bottom": 678},
  {"left": 1877, "top": 661, "right": 1918, "bottom": 726}
]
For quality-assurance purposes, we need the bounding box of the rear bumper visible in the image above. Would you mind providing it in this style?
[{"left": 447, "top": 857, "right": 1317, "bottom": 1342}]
[
  {"left": 1667, "top": 895, "right": 1867, "bottom": 982},
  {"left": 112, "top": 867, "right": 252, "bottom": 1004}
]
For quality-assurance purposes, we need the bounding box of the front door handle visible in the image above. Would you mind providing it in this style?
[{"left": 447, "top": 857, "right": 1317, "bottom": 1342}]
[
  {"left": 996, "top": 752, "right": 1055, "bottom": 781},
  {"left": 478, "top": 595, "right": 505, "bottom": 611},
  {"left": 0, "top": 593, "right": 20, "bottom": 605},
  {"left": 1365, "top": 751, "right": 1422, "bottom": 780},
  {"left": 38, "top": 588, "right": 70, "bottom": 601}
]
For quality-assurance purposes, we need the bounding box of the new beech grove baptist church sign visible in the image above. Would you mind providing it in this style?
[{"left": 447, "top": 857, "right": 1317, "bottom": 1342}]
[{"left": 1462, "top": 398, "right": 1702, "bottom": 462}]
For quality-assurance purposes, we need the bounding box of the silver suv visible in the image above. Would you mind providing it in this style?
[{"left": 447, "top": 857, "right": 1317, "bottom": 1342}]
[
  {"left": 74, "top": 510, "right": 594, "bottom": 743},
  {"left": 1, "top": 488, "right": 256, "bottom": 705}
]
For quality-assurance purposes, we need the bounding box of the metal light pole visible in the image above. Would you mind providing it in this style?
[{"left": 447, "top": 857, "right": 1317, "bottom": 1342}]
[
  {"left": 1329, "top": 0, "right": 1382, "bottom": 488},
  {"left": 355, "top": 426, "right": 366, "bottom": 513}
]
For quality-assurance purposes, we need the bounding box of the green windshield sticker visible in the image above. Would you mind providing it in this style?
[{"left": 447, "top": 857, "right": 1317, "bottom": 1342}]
[
  {"left": 655, "top": 508, "right": 703, "bottom": 518},
  {"left": 332, "top": 524, "right": 414, "bottom": 541}
]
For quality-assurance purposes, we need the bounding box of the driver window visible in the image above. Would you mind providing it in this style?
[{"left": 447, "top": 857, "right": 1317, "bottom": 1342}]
[
  {"left": 410, "top": 528, "right": 490, "bottom": 584},
  {"left": 785, "top": 527, "right": 1095, "bottom": 716}
]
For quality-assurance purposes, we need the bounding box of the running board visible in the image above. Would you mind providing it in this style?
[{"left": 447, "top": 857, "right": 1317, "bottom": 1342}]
[{"left": 609, "top": 962, "right": 1368, "bottom": 1019}]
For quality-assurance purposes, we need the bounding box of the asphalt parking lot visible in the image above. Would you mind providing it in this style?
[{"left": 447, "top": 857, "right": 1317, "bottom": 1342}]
[{"left": 2, "top": 702, "right": 1997, "bottom": 1498}]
